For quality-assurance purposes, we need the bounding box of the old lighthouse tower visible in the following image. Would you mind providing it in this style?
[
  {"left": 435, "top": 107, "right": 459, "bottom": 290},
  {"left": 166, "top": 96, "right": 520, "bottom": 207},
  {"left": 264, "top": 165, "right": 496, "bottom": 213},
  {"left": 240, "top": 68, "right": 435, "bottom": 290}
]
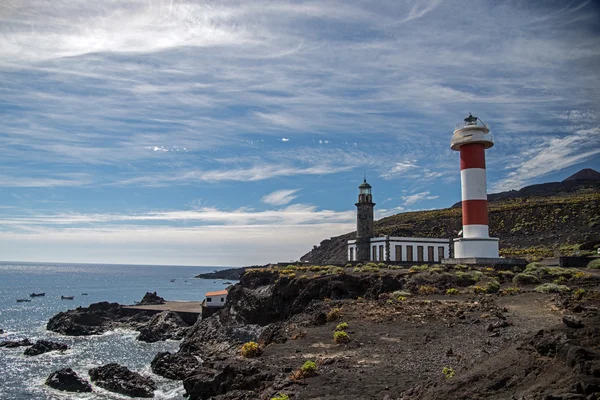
[{"left": 355, "top": 178, "right": 375, "bottom": 262}]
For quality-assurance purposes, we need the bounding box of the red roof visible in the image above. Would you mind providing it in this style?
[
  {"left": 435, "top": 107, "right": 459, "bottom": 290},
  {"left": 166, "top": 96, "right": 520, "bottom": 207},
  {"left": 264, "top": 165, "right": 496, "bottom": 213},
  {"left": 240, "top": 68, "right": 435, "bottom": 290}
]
[{"left": 205, "top": 290, "right": 228, "bottom": 297}]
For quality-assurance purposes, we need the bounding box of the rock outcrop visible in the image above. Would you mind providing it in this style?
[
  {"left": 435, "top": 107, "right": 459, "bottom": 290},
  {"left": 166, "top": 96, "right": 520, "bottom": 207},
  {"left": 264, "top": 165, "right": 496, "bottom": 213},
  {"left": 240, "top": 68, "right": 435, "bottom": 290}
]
[
  {"left": 45, "top": 368, "right": 92, "bottom": 393},
  {"left": 138, "top": 292, "right": 165, "bottom": 305},
  {"left": 137, "top": 311, "right": 190, "bottom": 342},
  {"left": 24, "top": 340, "right": 68, "bottom": 356},
  {"left": 47, "top": 302, "right": 153, "bottom": 336},
  {"left": 89, "top": 363, "right": 156, "bottom": 398},
  {"left": 0, "top": 338, "right": 32, "bottom": 348},
  {"left": 151, "top": 352, "right": 201, "bottom": 380}
]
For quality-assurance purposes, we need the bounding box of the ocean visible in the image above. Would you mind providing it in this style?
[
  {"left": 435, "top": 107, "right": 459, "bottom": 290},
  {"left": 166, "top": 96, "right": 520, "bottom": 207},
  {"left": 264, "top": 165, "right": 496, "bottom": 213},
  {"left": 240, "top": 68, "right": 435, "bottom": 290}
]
[{"left": 0, "top": 262, "right": 237, "bottom": 400}]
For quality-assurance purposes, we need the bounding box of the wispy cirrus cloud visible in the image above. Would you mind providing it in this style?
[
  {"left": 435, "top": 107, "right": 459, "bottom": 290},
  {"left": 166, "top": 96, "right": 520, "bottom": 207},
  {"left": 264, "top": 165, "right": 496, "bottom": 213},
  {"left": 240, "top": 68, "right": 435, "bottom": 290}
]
[
  {"left": 492, "top": 127, "right": 600, "bottom": 192},
  {"left": 261, "top": 189, "right": 300, "bottom": 206},
  {"left": 401, "top": 191, "right": 439, "bottom": 206}
]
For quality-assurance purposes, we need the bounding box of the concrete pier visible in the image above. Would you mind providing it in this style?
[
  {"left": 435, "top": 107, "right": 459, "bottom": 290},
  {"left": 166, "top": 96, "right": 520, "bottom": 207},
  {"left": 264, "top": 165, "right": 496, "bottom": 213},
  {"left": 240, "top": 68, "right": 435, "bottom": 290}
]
[{"left": 123, "top": 301, "right": 203, "bottom": 324}]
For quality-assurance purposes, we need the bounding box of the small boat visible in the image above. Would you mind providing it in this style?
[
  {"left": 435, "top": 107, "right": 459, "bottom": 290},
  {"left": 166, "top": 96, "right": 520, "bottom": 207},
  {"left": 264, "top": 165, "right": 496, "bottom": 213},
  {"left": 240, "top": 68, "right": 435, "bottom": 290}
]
[
  {"left": 81, "top": 293, "right": 88, "bottom": 295},
  {"left": 29, "top": 292, "right": 45, "bottom": 297},
  {"left": 170, "top": 279, "right": 176, "bottom": 282},
  {"left": 61, "top": 296, "right": 74, "bottom": 300},
  {"left": 16, "top": 299, "right": 31, "bottom": 302}
]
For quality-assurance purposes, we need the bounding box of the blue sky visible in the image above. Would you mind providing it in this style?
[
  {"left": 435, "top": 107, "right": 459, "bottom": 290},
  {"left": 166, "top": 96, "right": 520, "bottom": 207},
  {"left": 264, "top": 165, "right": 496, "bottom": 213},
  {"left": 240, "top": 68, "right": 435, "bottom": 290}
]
[{"left": 0, "top": 0, "right": 599, "bottom": 266}]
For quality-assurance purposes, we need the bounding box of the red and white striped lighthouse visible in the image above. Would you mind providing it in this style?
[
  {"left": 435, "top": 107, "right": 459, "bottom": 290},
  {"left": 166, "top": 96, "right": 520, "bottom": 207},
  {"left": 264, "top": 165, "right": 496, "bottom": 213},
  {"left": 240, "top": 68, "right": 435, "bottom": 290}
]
[{"left": 451, "top": 114, "right": 499, "bottom": 259}]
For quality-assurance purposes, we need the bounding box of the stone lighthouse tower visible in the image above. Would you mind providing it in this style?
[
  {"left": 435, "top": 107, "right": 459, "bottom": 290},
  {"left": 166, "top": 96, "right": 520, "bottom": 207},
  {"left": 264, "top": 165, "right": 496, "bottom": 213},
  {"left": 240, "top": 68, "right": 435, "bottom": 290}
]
[
  {"left": 355, "top": 178, "right": 375, "bottom": 261},
  {"left": 451, "top": 114, "right": 499, "bottom": 259}
]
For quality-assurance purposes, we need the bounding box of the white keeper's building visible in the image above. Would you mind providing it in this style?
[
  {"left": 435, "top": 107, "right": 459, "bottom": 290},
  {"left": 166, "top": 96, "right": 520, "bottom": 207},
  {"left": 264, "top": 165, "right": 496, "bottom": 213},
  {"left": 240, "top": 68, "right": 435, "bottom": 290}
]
[{"left": 348, "top": 236, "right": 449, "bottom": 263}]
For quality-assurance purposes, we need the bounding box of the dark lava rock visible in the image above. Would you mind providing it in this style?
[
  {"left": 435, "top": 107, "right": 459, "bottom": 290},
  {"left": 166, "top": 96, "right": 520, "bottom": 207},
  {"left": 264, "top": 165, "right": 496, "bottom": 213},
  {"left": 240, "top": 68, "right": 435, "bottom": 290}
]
[
  {"left": 530, "top": 330, "right": 568, "bottom": 357},
  {"left": 45, "top": 368, "right": 92, "bottom": 393},
  {"left": 47, "top": 301, "right": 152, "bottom": 336},
  {"left": 139, "top": 292, "right": 165, "bottom": 305},
  {"left": 137, "top": 311, "right": 190, "bottom": 343},
  {"left": 183, "top": 362, "right": 275, "bottom": 400},
  {"left": 24, "top": 340, "right": 69, "bottom": 356},
  {"left": 89, "top": 363, "right": 156, "bottom": 398},
  {"left": 0, "top": 328, "right": 3, "bottom": 334},
  {"left": 151, "top": 352, "right": 201, "bottom": 380},
  {"left": 563, "top": 315, "right": 585, "bottom": 329},
  {"left": 0, "top": 338, "right": 33, "bottom": 348}
]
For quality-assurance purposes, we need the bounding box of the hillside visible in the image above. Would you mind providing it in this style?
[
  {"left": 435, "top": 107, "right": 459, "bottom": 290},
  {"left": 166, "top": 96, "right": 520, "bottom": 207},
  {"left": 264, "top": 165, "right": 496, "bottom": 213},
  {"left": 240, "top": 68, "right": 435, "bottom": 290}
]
[{"left": 301, "top": 175, "right": 600, "bottom": 264}]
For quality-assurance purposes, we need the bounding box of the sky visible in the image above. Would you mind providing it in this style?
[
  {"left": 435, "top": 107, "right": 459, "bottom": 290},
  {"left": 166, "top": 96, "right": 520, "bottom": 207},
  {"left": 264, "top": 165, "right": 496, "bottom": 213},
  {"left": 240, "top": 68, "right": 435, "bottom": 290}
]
[{"left": 0, "top": 0, "right": 599, "bottom": 266}]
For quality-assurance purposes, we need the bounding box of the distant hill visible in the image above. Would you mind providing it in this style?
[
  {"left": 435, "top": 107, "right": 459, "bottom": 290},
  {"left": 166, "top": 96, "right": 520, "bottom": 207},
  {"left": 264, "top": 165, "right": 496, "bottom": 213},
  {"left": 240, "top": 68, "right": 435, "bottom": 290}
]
[
  {"left": 564, "top": 168, "right": 600, "bottom": 182},
  {"left": 301, "top": 169, "right": 600, "bottom": 264}
]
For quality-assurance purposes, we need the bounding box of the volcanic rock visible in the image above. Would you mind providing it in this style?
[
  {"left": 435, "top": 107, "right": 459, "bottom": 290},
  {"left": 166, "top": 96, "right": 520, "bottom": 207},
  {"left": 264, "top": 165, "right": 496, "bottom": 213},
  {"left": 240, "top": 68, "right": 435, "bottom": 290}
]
[
  {"left": 137, "top": 311, "right": 190, "bottom": 343},
  {"left": 0, "top": 328, "right": 4, "bottom": 334},
  {"left": 24, "top": 340, "right": 68, "bottom": 356},
  {"left": 151, "top": 352, "right": 201, "bottom": 380},
  {"left": 89, "top": 363, "right": 156, "bottom": 398},
  {"left": 138, "top": 292, "right": 165, "bottom": 305},
  {"left": 47, "top": 301, "right": 153, "bottom": 336},
  {"left": 563, "top": 315, "right": 585, "bottom": 329},
  {"left": 0, "top": 338, "right": 33, "bottom": 348},
  {"left": 45, "top": 368, "right": 92, "bottom": 393}
]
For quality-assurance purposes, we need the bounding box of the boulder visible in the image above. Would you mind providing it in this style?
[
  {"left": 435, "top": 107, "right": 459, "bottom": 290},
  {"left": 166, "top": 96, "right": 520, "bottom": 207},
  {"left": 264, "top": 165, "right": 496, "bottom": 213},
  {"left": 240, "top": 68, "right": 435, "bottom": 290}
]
[
  {"left": 139, "top": 292, "right": 166, "bottom": 305},
  {"left": 137, "top": 311, "right": 190, "bottom": 343},
  {"left": 563, "top": 315, "right": 585, "bottom": 329},
  {"left": 0, "top": 328, "right": 4, "bottom": 334},
  {"left": 89, "top": 363, "right": 156, "bottom": 398},
  {"left": 24, "top": 340, "right": 69, "bottom": 356},
  {"left": 45, "top": 368, "right": 92, "bottom": 393},
  {"left": 0, "top": 338, "right": 33, "bottom": 348},
  {"left": 183, "top": 362, "right": 275, "bottom": 400},
  {"left": 151, "top": 352, "right": 201, "bottom": 380}
]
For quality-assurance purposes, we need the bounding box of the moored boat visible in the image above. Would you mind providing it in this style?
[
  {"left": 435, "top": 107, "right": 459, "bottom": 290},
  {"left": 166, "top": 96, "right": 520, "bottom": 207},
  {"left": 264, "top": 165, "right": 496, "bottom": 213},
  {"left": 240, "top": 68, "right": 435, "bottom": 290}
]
[
  {"left": 60, "top": 296, "right": 74, "bottom": 300},
  {"left": 16, "top": 299, "right": 31, "bottom": 302},
  {"left": 29, "top": 292, "right": 45, "bottom": 297}
]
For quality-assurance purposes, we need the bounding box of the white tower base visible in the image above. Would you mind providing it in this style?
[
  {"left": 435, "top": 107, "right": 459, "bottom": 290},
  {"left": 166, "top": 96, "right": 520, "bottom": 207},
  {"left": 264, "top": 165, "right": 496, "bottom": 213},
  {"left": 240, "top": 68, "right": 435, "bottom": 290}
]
[{"left": 453, "top": 237, "right": 499, "bottom": 258}]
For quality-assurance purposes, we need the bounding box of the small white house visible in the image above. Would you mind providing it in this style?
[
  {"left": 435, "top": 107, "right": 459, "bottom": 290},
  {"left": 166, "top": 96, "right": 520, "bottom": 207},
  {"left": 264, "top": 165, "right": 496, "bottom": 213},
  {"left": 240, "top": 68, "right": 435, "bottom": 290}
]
[
  {"left": 348, "top": 236, "right": 450, "bottom": 263},
  {"left": 205, "top": 290, "right": 228, "bottom": 308}
]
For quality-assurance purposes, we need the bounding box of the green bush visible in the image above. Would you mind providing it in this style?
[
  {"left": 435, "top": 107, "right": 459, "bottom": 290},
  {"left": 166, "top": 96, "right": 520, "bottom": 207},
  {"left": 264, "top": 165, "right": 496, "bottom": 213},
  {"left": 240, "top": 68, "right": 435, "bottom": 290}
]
[
  {"left": 271, "top": 394, "right": 289, "bottom": 400},
  {"left": 410, "top": 265, "right": 429, "bottom": 272},
  {"left": 486, "top": 279, "right": 500, "bottom": 293},
  {"left": 513, "top": 273, "right": 541, "bottom": 285},
  {"left": 378, "top": 262, "right": 387, "bottom": 268},
  {"left": 392, "top": 290, "right": 412, "bottom": 297},
  {"left": 587, "top": 259, "right": 600, "bottom": 269},
  {"left": 455, "top": 270, "right": 483, "bottom": 285},
  {"left": 535, "top": 283, "right": 571, "bottom": 293},
  {"left": 292, "top": 360, "right": 317, "bottom": 380},
  {"left": 345, "top": 263, "right": 352, "bottom": 268},
  {"left": 442, "top": 366, "right": 455, "bottom": 379},
  {"left": 353, "top": 267, "right": 362, "bottom": 273},
  {"left": 240, "top": 342, "right": 261, "bottom": 358},
  {"left": 472, "top": 285, "right": 487, "bottom": 294},
  {"left": 333, "top": 330, "right": 351, "bottom": 344},
  {"left": 335, "top": 322, "right": 349, "bottom": 331},
  {"left": 326, "top": 307, "right": 341, "bottom": 321},
  {"left": 418, "top": 285, "right": 437, "bottom": 295},
  {"left": 446, "top": 288, "right": 460, "bottom": 295},
  {"left": 366, "top": 262, "right": 378, "bottom": 268},
  {"left": 501, "top": 287, "right": 520, "bottom": 295}
]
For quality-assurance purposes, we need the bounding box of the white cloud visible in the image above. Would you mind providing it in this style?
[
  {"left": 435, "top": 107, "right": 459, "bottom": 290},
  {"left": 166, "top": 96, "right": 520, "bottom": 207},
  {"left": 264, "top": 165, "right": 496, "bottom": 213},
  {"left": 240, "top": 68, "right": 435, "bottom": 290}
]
[
  {"left": 261, "top": 189, "right": 300, "bottom": 206},
  {"left": 280, "top": 138, "right": 290, "bottom": 142},
  {"left": 381, "top": 160, "right": 418, "bottom": 179},
  {"left": 492, "top": 127, "right": 600, "bottom": 192},
  {"left": 401, "top": 191, "right": 439, "bottom": 206}
]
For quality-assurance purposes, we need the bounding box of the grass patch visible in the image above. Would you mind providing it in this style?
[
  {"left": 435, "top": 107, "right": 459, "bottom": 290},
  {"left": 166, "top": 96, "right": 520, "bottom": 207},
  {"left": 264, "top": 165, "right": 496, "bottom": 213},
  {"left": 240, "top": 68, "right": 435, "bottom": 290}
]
[
  {"left": 271, "top": 394, "right": 289, "bottom": 400},
  {"left": 442, "top": 366, "right": 455, "bottom": 379},
  {"left": 446, "top": 288, "right": 460, "bottom": 295},
  {"left": 472, "top": 285, "right": 487, "bottom": 294},
  {"left": 410, "top": 265, "right": 429, "bottom": 272}
]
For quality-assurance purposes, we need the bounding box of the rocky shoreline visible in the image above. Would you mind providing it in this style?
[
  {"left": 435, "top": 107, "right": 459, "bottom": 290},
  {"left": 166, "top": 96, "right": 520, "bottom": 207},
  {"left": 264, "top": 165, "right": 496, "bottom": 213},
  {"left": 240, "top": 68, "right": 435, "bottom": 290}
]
[{"left": 4, "top": 265, "right": 600, "bottom": 399}]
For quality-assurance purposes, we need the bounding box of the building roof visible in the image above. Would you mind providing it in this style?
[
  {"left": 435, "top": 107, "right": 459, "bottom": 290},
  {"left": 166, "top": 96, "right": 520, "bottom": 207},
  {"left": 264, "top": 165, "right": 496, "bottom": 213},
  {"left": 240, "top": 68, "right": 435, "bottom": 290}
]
[{"left": 205, "top": 290, "right": 228, "bottom": 297}]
